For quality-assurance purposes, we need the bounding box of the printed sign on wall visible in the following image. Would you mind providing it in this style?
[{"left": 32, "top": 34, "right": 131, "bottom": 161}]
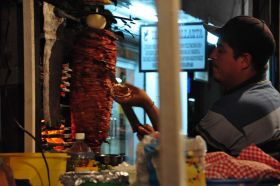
[{"left": 140, "top": 23, "right": 206, "bottom": 72}]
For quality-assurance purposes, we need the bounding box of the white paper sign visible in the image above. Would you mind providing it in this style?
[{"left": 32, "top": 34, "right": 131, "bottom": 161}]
[{"left": 140, "top": 23, "right": 206, "bottom": 71}]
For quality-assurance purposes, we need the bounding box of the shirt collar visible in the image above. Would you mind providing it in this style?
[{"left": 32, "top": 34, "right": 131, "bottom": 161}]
[{"left": 225, "top": 74, "right": 266, "bottom": 95}]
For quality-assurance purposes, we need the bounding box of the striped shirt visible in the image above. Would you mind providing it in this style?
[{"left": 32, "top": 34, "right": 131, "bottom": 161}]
[{"left": 197, "top": 80, "right": 280, "bottom": 156}]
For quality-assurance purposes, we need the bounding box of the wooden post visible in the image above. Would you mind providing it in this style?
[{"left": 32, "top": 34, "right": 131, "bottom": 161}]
[
  {"left": 157, "top": 0, "right": 185, "bottom": 185},
  {"left": 23, "top": 0, "right": 36, "bottom": 152}
]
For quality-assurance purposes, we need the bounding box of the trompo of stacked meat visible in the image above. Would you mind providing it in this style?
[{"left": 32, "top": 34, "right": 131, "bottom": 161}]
[{"left": 70, "top": 28, "right": 117, "bottom": 153}]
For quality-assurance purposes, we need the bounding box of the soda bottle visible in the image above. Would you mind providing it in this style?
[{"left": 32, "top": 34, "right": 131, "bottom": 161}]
[{"left": 66, "top": 133, "right": 93, "bottom": 171}]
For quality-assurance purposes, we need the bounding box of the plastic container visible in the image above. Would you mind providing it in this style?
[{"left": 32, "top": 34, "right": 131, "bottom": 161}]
[
  {"left": 185, "top": 136, "right": 207, "bottom": 186},
  {"left": 67, "top": 133, "right": 95, "bottom": 172},
  {"left": 0, "top": 153, "right": 68, "bottom": 186}
]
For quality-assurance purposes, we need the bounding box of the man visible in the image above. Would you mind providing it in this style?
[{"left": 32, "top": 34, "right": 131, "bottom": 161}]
[
  {"left": 197, "top": 16, "right": 280, "bottom": 156},
  {"left": 112, "top": 16, "right": 280, "bottom": 157}
]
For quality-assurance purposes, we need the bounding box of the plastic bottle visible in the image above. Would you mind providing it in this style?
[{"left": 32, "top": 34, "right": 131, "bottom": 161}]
[
  {"left": 185, "top": 135, "right": 207, "bottom": 186},
  {"left": 66, "top": 133, "right": 93, "bottom": 172},
  {"left": 69, "top": 133, "right": 91, "bottom": 152}
]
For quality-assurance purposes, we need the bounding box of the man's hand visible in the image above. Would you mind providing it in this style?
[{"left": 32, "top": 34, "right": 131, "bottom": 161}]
[
  {"left": 112, "top": 83, "right": 152, "bottom": 108},
  {"left": 137, "top": 124, "right": 155, "bottom": 140}
]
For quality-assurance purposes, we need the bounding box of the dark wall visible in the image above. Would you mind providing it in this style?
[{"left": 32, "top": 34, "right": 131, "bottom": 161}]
[{"left": 0, "top": 1, "right": 24, "bottom": 152}]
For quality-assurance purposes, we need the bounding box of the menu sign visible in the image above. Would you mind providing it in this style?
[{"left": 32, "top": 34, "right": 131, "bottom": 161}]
[{"left": 140, "top": 23, "right": 206, "bottom": 72}]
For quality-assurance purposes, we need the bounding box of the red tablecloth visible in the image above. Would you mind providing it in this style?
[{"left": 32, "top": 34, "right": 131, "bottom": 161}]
[{"left": 205, "top": 144, "right": 280, "bottom": 179}]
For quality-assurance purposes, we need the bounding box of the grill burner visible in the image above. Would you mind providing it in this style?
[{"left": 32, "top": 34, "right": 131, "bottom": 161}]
[{"left": 41, "top": 124, "right": 73, "bottom": 152}]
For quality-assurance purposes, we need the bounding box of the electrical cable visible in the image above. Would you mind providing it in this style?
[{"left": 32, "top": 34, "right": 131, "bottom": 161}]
[
  {"left": 4, "top": 75, "right": 52, "bottom": 186},
  {"left": 4, "top": 76, "right": 52, "bottom": 186},
  {"left": 1, "top": 1, "right": 51, "bottom": 186},
  {"left": 13, "top": 119, "right": 51, "bottom": 186}
]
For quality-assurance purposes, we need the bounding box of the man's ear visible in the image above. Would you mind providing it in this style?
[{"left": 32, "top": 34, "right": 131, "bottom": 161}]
[{"left": 239, "top": 53, "right": 252, "bottom": 69}]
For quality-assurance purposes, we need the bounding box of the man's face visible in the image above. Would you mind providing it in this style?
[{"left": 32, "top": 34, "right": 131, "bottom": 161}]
[{"left": 210, "top": 39, "right": 243, "bottom": 89}]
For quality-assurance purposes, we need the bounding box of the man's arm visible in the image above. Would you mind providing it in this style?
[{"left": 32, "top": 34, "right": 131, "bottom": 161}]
[{"left": 143, "top": 99, "right": 159, "bottom": 131}]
